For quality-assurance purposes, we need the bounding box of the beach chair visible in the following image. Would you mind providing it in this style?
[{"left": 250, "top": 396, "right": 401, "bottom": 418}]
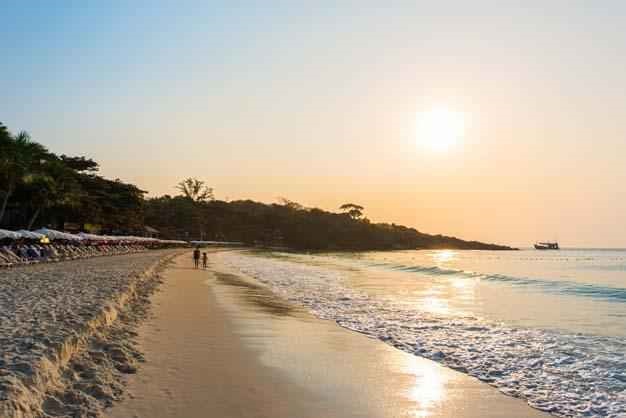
[
  {"left": 2, "top": 247, "right": 22, "bottom": 264},
  {"left": 47, "top": 245, "right": 62, "bottom": 262},
  {"left": 0, "top": 252, "right": 13, "bottom": 268}
]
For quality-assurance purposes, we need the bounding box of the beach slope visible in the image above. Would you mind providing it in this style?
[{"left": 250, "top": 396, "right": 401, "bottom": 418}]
[
  {"left": 107, "top": 252, "right": 547, "bottom": 418},
  {"left": 0, "top": 250, "right": 180, "bottom": 417}
]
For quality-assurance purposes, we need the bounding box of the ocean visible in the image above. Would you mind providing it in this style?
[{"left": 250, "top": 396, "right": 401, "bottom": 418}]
[{"left": 216, "top": 248, "right": 626, "bottom": 417}]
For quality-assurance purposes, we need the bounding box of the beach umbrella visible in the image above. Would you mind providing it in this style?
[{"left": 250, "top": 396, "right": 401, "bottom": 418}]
[
  {"left": 34, "top": 228, "right": 82, "bottom": 241},
  {"left": 0, "top": 229, "right": 21, "bottom": 240},
  {"left": 34, "top": 228, "right": 63, "bottom": 240},
  {"left": 77, "top": 232, "right": 107, "bottom": 241},
  {"left": 159, "top": 239, "right": 187, "bottom": 245},
  {"left": 63, "top": 232, "right": 83, "bottom": 241},
  {"left": 16, "top": 230, "right": 45, "bottom": 240}
]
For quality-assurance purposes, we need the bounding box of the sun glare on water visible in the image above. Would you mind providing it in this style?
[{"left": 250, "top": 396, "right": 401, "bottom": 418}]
[{"left": 416, "top": 107, "right": 465, "bottom": 152}]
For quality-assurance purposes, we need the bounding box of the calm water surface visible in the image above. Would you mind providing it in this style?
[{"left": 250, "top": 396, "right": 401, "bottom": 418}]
[{"left": 323, "top": 249, "right": 626, "bottom": 337}]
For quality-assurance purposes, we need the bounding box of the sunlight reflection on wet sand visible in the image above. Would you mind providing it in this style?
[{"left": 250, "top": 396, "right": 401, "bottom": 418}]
[
  {"left": 211, "top": 262, "right": 549, "bottom": 418},
  {"left": 403, "top": 357, "right": 445, "bottom": 417}
]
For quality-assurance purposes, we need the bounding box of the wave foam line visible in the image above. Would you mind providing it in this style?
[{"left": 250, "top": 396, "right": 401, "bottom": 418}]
[{"left": 354, "top": 260, "right": 626, "bottom": 302}]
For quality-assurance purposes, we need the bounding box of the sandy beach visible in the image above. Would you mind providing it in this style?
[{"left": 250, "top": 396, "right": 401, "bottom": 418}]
[
  {"left": 106, "top": 251, "right": 548, "bottom": 418},
  {"left": 0, "top": 249, "right": 181, "bottom": 417}
]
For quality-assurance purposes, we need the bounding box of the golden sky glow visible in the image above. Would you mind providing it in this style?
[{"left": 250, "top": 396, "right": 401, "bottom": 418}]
[{"left": 5, "top": 2, "right": 626, "bottom": 247}]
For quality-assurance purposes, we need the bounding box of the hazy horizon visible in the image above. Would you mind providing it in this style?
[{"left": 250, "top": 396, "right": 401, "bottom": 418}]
[{"left": 4, "top": 1, "right": 626, "bottom": 247}]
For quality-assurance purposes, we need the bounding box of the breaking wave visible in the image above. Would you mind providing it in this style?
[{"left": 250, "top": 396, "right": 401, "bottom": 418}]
[{"left": 354, "top": 260, "right": 626, "bottom": 303}]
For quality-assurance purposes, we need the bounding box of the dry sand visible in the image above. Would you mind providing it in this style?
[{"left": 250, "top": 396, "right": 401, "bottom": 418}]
[
  {"left": 106, "top": 252, "right": 548, "bottom": 418},
  {"left": 0, "top": 249, "right": 181, "bottom": 417}
]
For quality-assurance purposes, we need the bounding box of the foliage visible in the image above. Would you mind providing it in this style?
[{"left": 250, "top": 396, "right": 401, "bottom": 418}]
[
  {"left": 0, "top": 122, "right": 145, "bottom": 232},
  {"left": 278, "top": 197, "right": 305, "bottom": 211},
  {"left": 59, "top": 155, "right": 99, "bottom": 172},
  {"left": 0, "top": 129, "right": 51, "bottom": 223},
  {"left": 144, "top": 189, "right": 514, "bottom": 251},
  {"left": 176, "top": 178, "right": 214, "bottom": 202},
  {"left": 339, "top": 203, "right": 365, "bottom": 220}
]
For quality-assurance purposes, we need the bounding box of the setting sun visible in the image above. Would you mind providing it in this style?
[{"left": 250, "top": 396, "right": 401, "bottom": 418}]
[{"left": 416, "top": 107, "right": 465, "bottom": 152}]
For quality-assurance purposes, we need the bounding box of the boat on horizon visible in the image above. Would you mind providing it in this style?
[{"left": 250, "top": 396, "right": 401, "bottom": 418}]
[{"left": 534, "top": 242, "right": 559, "bottom": 250}]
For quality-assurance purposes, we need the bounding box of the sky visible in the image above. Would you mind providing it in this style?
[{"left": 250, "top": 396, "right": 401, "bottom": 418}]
[{"left": 3, "top": 1, "right": 626, "bottom": 247}]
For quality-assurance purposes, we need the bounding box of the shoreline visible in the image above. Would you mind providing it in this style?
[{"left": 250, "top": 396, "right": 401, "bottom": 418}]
[{"left": 106, "top": 251, "right": 548, "bottom": 418}]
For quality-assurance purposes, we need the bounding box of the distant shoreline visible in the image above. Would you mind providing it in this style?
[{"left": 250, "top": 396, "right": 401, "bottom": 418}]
[{"left": 236, "top": 244, "right": 519, "bottom": 253}]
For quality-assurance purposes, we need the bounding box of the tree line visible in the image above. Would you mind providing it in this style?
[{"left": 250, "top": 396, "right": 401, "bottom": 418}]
[
  {"left": 0, "top": 122, "right": 514, "bottom": 250},
  {"left": 0, "top": 123, "right": 145, "bottom": 232},
  {"left": 144, "top": 186, "right": 513, "bottom": 250}
]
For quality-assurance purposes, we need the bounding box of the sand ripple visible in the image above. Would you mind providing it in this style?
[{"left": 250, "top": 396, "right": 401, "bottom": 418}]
[{"left": 0, "top": 250, "right": 180, "bottom": 417}]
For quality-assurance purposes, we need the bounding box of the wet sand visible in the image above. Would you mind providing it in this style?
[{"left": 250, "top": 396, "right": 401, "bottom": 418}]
[{"left": 107, "top": 252, "right": 548, "bottom": 418}]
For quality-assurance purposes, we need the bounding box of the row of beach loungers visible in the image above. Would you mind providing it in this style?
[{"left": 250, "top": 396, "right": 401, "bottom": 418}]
[
  {"left": 0, "top": 228, "right": 189, "bottom": 269},
  {"left": 0, "top": 243, "right": 150, "bottom": 268}
]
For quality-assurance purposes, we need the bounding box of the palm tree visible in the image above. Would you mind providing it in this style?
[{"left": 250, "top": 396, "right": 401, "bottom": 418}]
[
  {"left": 22, "top": 154, "right": 84, "bottom": 229},
  {"left": 0, "top": 130, "right": 50, "bottom": 225},
  {"left": 0, "top": 124, "right": 13, "bottom": 222},
  {"left": 23, "top": 173, "right": 56, "bottom": 229}
]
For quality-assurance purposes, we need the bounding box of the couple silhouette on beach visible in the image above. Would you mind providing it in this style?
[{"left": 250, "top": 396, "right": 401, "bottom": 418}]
[{"left": 193, "top": 247, "right": 207, "bottom": 269}]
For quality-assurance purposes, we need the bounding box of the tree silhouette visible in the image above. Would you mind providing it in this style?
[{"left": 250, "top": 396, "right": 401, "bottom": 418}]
[
  {"left": 339, "top": 203, "right": 364, "bottom": 220},
  {"left": 176, "top": 178, "right": 214, "bottom": 202},
  {"left": 0, "top": 129, "right": 50, "bottom": 224},
  {"left": 278, "top": 197, "right": 304, "bottom": 211}
]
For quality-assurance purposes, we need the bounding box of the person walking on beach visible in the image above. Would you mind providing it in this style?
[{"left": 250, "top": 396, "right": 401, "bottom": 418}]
[
  {"left": 193, "top": 247, "right": 201, "bottom": 269},
  {"left": 202, "top": 252, "right": 208, "bottom": 269}
]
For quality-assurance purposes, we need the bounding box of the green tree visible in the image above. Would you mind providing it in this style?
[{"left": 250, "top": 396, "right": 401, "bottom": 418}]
[
  {"left": 0, "top": 129, "right": 50, "bottom": 225},
  {"left": 22, "top": 173, "right": 57, "bottom": 229},
  {"left": 59, "top": 155, "right": 99, "bottom": 172},
  {"left": 22, "top": 157, "right": 82, "bottom": 229}
]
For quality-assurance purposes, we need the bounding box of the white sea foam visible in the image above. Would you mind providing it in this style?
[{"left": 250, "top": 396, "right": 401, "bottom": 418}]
[{"left": 217, "top": 251, "right": 626, "bottom": 418}]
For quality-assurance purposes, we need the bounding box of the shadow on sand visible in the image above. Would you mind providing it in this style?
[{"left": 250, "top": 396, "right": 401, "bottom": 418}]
[{"left": 214, "top": 272, "right": 294, "bottom": 316}]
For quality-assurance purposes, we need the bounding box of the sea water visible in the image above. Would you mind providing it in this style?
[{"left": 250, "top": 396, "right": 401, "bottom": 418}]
[{"left": 216, "top": 249, "right": 626, "bottom": 417}]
